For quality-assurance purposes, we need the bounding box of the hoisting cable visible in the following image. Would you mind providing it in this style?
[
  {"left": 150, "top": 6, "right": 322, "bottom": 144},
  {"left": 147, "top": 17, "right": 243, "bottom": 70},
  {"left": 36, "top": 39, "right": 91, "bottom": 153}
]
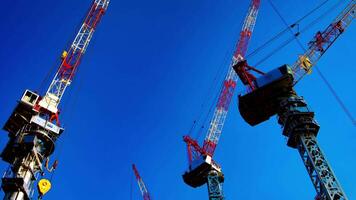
[
  {"left": 246, "top": 0, "right": 331, "bottom": 59},
  {"left": 188, "top": 0, "right": 331, "bottom": 138},
  {"left": 267, "top": 0, "right": 305, "bottom": 48},
  {"left": 45, "top": 5, "right": 102, "bottom": 181},
  {"left": 267, "top": 0, "right": 356, "bottom": 125},
  {"left": 298, "top": 0, "right": 345, "bottom": 34},
  {"left": 254, "top": 36, "right": 295, "bottom": 67},
  {"left": 254, "top": 0, "right": 341, "bottom": 68},
  {"left": 44, "top": 65, "right": 84, "bottom": 183},
  {"left": 47, "top": 67, "right": 84, "bottom": 185},
  {"left": 188, "top": 17, "right": 243, "bottom": 139},
  {"left": 194, "top": 30, "right": 242, "bottom": 140},
  {"left": 188, "top": 49, "right": 232, "bottom": 138},
  {"left": 38, "top": 3, "right": 90, "bottom": 96},
  {"left": 38, "top": 57, "right": 61, "bottom": 95},
  {"left": 196, "top": 81, "right": 225, "bottom": 141},
  {"left": 188, "top": 49, "right": 231, "bottom": 137},
  {"left": 191, "top": 0, "right": 335, "bottom": 140},
  {"left": 315, "top": 68, "right": 356, "bottom": 125},
  {"left": 246, "top": 0, "right": 344, "bottom": 68}
]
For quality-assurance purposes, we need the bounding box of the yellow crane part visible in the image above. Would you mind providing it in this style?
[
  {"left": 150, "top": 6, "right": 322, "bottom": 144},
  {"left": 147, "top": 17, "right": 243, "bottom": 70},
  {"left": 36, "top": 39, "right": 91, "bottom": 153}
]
[
  {"left": 298, "top": 55, "right": 312, "bottom": 74},
  {"left": 61, "top": 50, "right": 68, "bottom": 59},
  {"left": 37, "top": 179, "right": 52, "bottom": 196}
]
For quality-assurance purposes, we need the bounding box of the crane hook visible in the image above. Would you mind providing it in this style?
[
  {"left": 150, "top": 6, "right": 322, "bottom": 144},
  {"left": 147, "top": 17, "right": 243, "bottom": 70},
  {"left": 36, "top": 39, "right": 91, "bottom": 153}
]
[{"left": 45, "top": 157, "right": 58, "bottom": 173}]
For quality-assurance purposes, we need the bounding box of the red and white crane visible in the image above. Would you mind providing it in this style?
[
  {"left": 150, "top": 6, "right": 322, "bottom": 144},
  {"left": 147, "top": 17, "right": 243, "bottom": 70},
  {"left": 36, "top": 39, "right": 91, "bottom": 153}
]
[
  {"left": 132, "top": 164, "right": 151, "bottom": 200},
  {"left": 236, "top": 1, "right": 354, "bottom": 199},
  {"left": 182, "top": 0, "right": 261, "bottom": 199},
  {"left": 1, "top": 1, "right": 110, "bottom": 199}
]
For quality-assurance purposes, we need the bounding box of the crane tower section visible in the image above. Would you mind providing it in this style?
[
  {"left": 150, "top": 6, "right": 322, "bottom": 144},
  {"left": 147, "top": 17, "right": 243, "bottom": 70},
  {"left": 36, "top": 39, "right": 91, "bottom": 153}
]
[{"left": 0, "top": 1, "right": 109, "bottom": 200}]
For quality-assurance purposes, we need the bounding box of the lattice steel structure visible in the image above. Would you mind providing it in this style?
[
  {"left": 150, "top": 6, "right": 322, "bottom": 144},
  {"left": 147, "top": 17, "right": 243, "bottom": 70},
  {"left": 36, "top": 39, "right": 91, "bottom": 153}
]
[
  {"left": 182, "top": 1, "right": 261, "bottom": 199},
  {"left": 278, "top": 95, "right": 348, "bottom": 200},
  {"left": 292, "top": 1, "right": 355, "bottom": 84},
  {"left": 207, "top": 170, "right": 224, "bottom": 200},
  {"left": 1, "top": 1, "right": 109, "bottom": 199},
  {"left": 237, "top": 2, "right": 354, "bottom": 199},
  {"left": 132, "top": 164, "right": 151, "bottom": 200}
]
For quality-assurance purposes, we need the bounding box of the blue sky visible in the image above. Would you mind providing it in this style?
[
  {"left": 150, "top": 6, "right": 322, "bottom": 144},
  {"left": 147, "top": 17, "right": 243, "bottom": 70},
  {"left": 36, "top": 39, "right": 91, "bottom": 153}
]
[{"left": 0, "top": 0, "right": 354, "bottom": 199}]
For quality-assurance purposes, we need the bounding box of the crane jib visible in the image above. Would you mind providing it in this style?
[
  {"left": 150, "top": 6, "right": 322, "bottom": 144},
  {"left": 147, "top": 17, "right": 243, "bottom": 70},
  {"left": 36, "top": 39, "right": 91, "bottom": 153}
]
[
  {"left": 292, "top": 1, "right": 355, "bottom": 85},
  {"left": 183, "top": 0, "right": 261, "bottom": 169},
  {"left": 38, "top": 0, "right": 110, "bottom": 116}
]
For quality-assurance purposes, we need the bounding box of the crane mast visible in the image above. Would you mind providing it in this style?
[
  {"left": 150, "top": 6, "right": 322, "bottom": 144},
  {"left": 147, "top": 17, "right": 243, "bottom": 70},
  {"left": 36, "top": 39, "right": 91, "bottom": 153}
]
[
  {"left": 237, "top": 1, "right": 354, "bottom": 199},
  {"left": 0, "top": 1, "right": 109, "bottom": 199},
  {"left": 183, "top": 0, "right": 261, "bottom": 199},
  {"left": 132, "top": 164, "right": 151, "bottom": 200}
]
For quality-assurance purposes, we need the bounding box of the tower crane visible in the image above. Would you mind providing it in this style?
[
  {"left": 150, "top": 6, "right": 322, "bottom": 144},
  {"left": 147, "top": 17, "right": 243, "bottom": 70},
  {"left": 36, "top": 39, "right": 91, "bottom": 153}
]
[
  {"left": 234, "top": 1, "right": 354, "bottom": 199},
  {"left": 0, "top": 1, "right": 110, "bottom": 199},
  {"left": 182, "top": 0, "right": 261, "bottom": 199},
  {"left": 132, "top": 164, "right": 151, "bottom": 200}
]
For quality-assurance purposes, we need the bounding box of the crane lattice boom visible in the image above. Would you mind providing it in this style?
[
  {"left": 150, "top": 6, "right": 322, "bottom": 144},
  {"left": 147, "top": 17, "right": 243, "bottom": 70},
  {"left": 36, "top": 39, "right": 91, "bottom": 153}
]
[
  {"left": 1, "top": 1, "right": 109, "bottom": 199},
  {"left": 292, "top": 1, "right": 355, "bottom": 85},
  {"left": 132, "top": 164, "right": 151, "bottom": 200},
  {"left": 38, "top": 0, "right": 109, "bottom": 116},
  {"left": 185, "top": 0, "right": 261, "bottom": 165},
  {"left": 202, "top": 0, "right": 261, "bottom": 156},
  {"left": 183, "top": 1, "right": 261, "bottom": 199}
]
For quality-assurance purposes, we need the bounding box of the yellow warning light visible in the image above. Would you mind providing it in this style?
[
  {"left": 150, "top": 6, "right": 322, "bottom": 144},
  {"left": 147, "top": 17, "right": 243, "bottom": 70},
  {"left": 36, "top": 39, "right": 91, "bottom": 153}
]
[
  {"left": 61, "top": 51, "right": 68, "bottom": 59},
  {"left": 37, "top": 179, "right": 52, "bottom": 196},
  {"left": 299, "top": 55, "right": 312, "bottom": 74}
]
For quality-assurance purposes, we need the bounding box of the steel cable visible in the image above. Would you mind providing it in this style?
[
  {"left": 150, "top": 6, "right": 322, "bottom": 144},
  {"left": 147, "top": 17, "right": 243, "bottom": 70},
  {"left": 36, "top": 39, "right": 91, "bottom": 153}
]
[{"left": 267, "top": 0, "right": 355, "bottom": 125}]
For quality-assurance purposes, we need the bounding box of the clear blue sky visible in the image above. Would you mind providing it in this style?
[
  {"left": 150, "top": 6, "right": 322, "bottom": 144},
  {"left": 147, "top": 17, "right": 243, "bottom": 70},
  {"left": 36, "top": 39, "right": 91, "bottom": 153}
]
[{"left": 0, "top": 0, "right": 354, "bottom": 199}]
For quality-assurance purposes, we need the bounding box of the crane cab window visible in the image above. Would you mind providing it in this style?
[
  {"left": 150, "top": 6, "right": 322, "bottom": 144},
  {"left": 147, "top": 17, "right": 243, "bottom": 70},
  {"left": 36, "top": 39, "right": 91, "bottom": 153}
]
[{"left": 21, "top": 90, "right": 39, "bottom": 107}]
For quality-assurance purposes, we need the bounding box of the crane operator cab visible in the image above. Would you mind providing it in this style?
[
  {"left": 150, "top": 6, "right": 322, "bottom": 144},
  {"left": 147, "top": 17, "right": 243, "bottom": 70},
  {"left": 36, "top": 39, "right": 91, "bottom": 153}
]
[{"left": 236, "top": 64, "right": 295, "bottom": 126}]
